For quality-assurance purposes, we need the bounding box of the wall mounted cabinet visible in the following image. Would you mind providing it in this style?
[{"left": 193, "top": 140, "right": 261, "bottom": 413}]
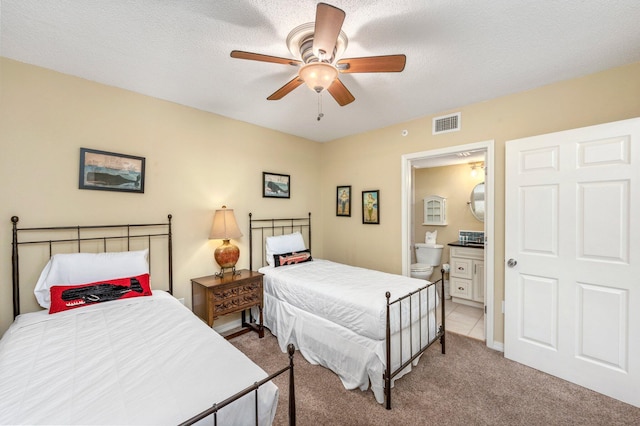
[{"left": 423, "top": 195, "right": 447, "bottom": 226}]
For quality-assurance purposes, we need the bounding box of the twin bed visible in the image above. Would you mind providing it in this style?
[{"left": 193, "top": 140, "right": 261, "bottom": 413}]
[
  {"left": 249, "top": 213, "right": 445, "bottom": 409},
  {"left": 1, "top": 211, "right": 445, "bottom": 424},
  {"left": 2, "top": 215, "right": 295, "bottom": 425}
]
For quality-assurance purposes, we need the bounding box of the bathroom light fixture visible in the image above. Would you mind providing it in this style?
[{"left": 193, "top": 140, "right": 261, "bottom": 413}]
[
  {"left": 209, "top": 206, "right": 243, "bottom": 277},
  {"left": 470, "top": 161, "right": 485, "bottom": 178}
]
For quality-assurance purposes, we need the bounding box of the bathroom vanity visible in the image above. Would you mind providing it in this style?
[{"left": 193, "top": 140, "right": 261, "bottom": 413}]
[{"left": 448, "top": 241, "right": 484, "bottom": 308}]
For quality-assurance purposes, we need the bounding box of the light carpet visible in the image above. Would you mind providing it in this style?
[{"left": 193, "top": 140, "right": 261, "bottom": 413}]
[{"left": 231, "top": 330, "right": 640, "bottom": 425}]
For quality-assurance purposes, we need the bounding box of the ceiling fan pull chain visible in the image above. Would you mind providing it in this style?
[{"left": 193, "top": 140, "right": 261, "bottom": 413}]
[{"left": 317, "top": 93, "right": 324, "bottom": 121}]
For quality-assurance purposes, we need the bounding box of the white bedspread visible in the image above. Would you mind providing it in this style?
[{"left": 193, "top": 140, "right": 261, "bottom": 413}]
[
  {"left": 260, "top": 259, "right": 437, "bottom": 340},
  {"left": 0, "top": 291, "right": 278, "bottom": 425},
  {"left": 258, "top": 259, "right": 441, "bottom": 403}
]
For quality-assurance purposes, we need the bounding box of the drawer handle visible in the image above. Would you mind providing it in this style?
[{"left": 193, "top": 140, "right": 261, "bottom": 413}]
[
  {"left": 458, "top": 287, "right": 465, "bottom": 291},
  {"left": 458, "top": 266, "right": 464, "bottom": 270}
]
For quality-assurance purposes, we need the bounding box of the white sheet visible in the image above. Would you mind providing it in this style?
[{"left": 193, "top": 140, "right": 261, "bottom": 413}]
[
  {"left": 0, "top": 291, "right": 279, "bottom": 425},
  {"left": 258, "top": 259, "right": 441, "bottom": 404}
]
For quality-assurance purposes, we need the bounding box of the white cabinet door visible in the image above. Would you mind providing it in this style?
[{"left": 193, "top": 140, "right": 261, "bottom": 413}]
[
  {"left": 473, "top": 260, "right": 485, "bottom": 303},
  {"left": 505, "top": 118, "right": 640, "bottom": 407},
  {"left": 423, "top": 196, "right": 447, "bottom": 225}
]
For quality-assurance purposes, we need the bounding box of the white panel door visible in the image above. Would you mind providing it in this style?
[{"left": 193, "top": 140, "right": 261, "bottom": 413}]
[{"left": 505, "top": 118, "right": 640, "bottom": 407}]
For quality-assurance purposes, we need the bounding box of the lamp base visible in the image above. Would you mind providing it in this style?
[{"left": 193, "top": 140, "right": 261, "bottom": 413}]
[
  {"left": 214, "top": 239, "right": 240, "bottom": 277},
  {"left": 214, "top": 266, "right": 241, "bottom": 277}
]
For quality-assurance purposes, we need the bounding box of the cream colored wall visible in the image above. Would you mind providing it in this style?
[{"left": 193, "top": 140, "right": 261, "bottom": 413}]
[
  {"left": 413, "top": 164, "right": 484, "bottom": 263},
  {"left": 0, "top": 58, "right": 323, "bottom": 335},
  {"left": 321, "top": 61, "right": 640, "bottom": 345},
  {"left": 2, "top": 57, "right": 639, "bottom": 343}
]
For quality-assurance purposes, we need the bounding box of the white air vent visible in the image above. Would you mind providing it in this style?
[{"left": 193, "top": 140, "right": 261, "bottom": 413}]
[{"left": 432, "top": 112, "right": 461, "bottom": 135}]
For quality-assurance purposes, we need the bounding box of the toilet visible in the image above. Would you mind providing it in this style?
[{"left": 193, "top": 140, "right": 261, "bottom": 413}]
[{"left": 411, "top": 243, "right": 444, "bottom": 280}]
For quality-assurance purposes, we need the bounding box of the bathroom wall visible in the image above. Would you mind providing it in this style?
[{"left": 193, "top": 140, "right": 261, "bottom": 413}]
[{"left": 413, "top": 163, "right": 484, "bottom": 264}]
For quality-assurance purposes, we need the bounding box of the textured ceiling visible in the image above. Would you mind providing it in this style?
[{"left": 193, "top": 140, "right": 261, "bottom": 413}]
[{"left": 2, "top": 1, "right": 640, "bottom": 142}]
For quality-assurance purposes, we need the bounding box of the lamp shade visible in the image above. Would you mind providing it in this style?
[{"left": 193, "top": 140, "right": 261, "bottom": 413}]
[{"left": 209, "top": 206, "right": 243, "bottom": 240}]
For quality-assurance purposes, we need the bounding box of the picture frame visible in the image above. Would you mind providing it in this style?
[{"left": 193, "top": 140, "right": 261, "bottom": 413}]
[
  {"left": 79, "top": 148, "right": 145, "bottom": 193},
  {"left": 263, "top": 172, "right": 290, "bottom": 198},
  {"left": 362, "top": 190, "right": 380, "bottom": 224},
  {"left": 336, "top": 185, "right": 351, "bottom": 216}
]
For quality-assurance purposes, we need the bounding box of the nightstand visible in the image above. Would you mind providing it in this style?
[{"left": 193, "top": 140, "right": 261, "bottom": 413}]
[{"left": 191, "top": 270, "right": 264, "bottom": 339}]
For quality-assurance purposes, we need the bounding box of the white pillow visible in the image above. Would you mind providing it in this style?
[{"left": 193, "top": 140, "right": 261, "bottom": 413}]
[
  {"left": 265, "top": 232, "right": 306, "bottom": 267},
  {"left": 34, "top": 249, "right": 149, "bottom": 309}
]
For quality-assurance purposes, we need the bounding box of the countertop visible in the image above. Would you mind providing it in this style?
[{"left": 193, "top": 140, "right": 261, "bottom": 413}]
[{"left": 447, "top": 240, "right": 484, "bottom": 248}]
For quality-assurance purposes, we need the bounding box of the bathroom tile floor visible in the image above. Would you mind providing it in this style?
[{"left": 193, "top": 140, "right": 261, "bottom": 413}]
[{"left": 443, "top": 300, "right": 484, "bottom": 341}]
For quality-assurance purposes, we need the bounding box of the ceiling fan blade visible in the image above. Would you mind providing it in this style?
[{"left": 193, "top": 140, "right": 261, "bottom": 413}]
[
  {"left": 337, "top": 55, "right": 406, "bottom": 73},
  {"left": 231, "top": 50, "right": 301, "bottom": 66},
  {"left": 327, "top": 78, "right": 355, "bottom": 106},
  {"left": 313, "top": 3, "right": 345, "bottom": 60},
  {"left": 267, "top": 77, "right": 304, "bottom": 100}
]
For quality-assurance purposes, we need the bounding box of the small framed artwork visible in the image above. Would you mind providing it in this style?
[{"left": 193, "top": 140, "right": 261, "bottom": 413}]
[
  {"left": 362, "top": 190, "right": 379, "bottom": 224},
  {"left": 336, "top": 185, "right": 351, "bottom": 217},
  {"left": 263, "top": 172, "right": 290, "bottom": 198},
  {"left": 79, "top": 148, "right": 145, "bottom": 193}
]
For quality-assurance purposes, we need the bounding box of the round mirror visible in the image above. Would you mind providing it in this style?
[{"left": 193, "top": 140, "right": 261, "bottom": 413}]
[{"left": 469, "top": 182, "right": 485, "bottom": 222}]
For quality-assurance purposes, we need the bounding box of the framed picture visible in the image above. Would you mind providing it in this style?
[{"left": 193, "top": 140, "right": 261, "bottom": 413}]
[
  {"left": 79, "top": 148, "right": 145, "bottom": 193},
  {"left": 336, "top": 185, "right": 351, "bottom": 216},
  {"left": 263, "top": 172, "right": 290, "bottom": 198},
  {"left": 362, "top": 190, "right": 379, "bottom": 224}
]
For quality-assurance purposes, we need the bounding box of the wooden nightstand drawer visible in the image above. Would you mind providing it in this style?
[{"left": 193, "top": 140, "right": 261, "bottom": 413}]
[
  {"left": 213, "top": 293, "right": 261, "bottom": 317},
  {"left": 191, "top": 270, "right": 264, "bottom": 339}
]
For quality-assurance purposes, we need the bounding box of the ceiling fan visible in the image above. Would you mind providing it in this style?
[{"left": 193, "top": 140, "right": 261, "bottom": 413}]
[{"left": 230, "top": 2, "right": 406, "bottom": 107}]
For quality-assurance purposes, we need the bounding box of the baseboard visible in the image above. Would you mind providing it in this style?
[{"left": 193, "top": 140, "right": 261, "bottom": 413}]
[{"left": 488, "top": 340, "right": 504, "bottom": 352}]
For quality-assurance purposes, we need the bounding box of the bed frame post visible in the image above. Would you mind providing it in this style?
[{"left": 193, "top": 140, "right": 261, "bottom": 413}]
[
  {"left": 249, "top": 213, "right": 253, "bottom": 271},
  {"left": 307, "top": 212, "right": 311, "bottom": 251},
  {"left": 384, "top": 291, "right": 392, "bottom": 410},
  {"left": 11, "top": 216, "right": 20, "bottom": 318},
  {"left": 287, "top": 343, "right": 296, "bottom": 425},
  {"left": 440, "top": 268, "right": 446, "bottom": 354},
  {"left": 168, "top": 214, "right": 173, "bottom": 294}
]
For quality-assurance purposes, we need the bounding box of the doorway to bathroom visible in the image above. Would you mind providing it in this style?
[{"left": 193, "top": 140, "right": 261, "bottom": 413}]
[{"left": 401, "top": 140, "right": 496, "bottom": 350}]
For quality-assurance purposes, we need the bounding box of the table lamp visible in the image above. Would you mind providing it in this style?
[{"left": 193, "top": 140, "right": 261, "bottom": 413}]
[{"left": 209, "top": 206, "right": 243, "bottom": 276}]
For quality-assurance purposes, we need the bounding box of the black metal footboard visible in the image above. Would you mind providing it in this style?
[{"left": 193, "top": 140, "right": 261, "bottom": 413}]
[
  {"left": 384, "top": 270, "right": 446, "bottom": 410},
  {"left": 179, "top": 343, "right": 297, "bottom": 426}
]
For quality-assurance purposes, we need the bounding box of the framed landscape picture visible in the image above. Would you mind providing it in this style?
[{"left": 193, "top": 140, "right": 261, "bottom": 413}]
[
  {"left": 79, "top": 148, "right": 145, "bottom": 193},
  {"left": 362, "top": 190, "right": 379, "bottom": 224},
  {"left": 263, "top": 172, "right": 290, "bottom": 198},
  {"left": 336, "top": 185, "right": 351, "bottom": 216}
]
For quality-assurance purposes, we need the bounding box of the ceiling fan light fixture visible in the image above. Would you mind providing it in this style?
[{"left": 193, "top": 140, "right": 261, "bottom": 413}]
[{"left": 299, "top": 62, "right": 338, "bottom": 93}]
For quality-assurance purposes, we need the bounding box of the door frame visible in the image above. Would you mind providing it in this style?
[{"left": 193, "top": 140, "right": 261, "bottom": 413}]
[{"left": 401, "top": 140, "right": 497, "bottom": 350}]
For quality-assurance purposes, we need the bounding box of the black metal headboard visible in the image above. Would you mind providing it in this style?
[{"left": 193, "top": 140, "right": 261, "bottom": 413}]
[
  {"left": 249, "top": 212, "right": 311, "bottom": 271},
  {"left": 11, "top": 214, "right": 173, "bottom": 318}
]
